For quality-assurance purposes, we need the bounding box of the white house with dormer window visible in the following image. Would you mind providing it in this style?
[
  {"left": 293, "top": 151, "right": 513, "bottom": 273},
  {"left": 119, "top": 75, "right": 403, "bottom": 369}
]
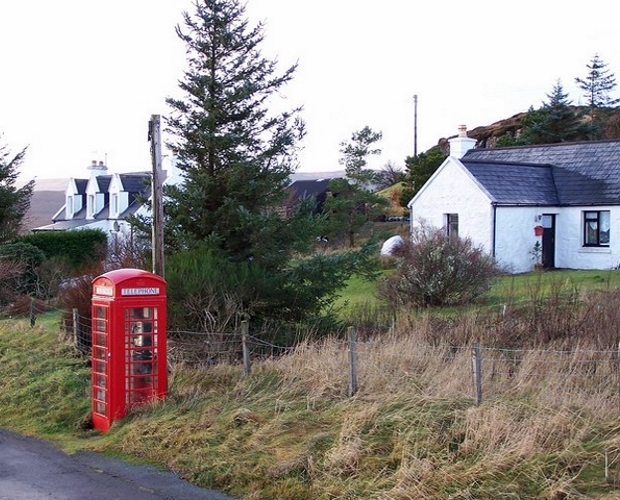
[{"left": 34, "top": 160, "right": 154, "bottom": 240}]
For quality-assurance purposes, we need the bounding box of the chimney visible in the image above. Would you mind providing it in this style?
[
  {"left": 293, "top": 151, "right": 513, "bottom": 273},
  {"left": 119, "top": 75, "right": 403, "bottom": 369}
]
[
  {"left": 87, "top": 159, "right": 108, "bottom": 178},
  {"left": 448, "top": 125, "right": 476, "bottom": 159}
]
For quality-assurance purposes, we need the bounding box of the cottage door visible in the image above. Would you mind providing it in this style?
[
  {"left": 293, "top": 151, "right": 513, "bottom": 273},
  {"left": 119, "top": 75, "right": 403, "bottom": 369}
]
[{"left": 541, "top": 214, "right": 555, "bottom": 269}]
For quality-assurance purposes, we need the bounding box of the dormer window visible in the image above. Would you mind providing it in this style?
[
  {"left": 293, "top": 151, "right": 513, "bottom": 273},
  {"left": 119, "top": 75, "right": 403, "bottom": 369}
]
[
  {"left": 112, "top": 194, "right": 119, "bottom": 217},
  {"left": 88, "top": 194, "right": 95, "bottom": 218},
  {"left": 66, "top": 196, "right": 74, "bottom": 219}
]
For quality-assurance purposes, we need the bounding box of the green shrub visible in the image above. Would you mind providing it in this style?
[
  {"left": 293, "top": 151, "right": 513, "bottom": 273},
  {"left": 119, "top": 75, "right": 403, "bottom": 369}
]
[
  {"left": 15, "top": 229, "right": 107, "bottom": 269},
  {"left": 378, "top": 223, "right": 500, "bottom": 307},
  {"left": 0, "top": 242, "right": 46, "bottom": 299},
  {"left": 165, "top": 243, "right": 379, "bottom": 340}
]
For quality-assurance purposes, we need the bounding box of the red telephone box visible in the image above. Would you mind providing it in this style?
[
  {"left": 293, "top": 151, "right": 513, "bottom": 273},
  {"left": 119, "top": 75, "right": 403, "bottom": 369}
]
[{"left": 91, "top": 268, "right": 167, "bottom": 432}]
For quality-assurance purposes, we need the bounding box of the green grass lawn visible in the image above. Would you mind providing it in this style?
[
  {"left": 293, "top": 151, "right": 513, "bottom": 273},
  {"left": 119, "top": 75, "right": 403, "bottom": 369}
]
[{"left": 336, "top": 268, "right": 620, "bottom": 315}]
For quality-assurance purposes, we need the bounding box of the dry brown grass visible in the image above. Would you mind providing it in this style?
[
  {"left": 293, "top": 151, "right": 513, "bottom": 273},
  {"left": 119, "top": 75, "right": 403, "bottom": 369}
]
[
  {"left": 7, "top": 282, "right": 620, "bottom": 498},
  {"left": 114, "top": 318, "right": 620, "bottom": 498}
]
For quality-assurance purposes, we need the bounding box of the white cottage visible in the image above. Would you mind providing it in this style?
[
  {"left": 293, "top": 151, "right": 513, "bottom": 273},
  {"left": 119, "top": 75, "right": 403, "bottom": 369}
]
[
  {"left": 34, "top": 160, "right": 152, "bottom": 240},
  {"left": 408, "top": 127, "right": 620, "bottom": 273}
]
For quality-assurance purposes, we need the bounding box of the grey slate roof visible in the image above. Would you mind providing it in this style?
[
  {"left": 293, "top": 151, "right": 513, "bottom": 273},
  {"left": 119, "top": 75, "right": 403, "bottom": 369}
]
[
  {"left": 119, "top": 173, "right": 150, "bottom": 193},
  {"left": 462, "top": 161, "right": 558, "bottom": 205},
  {"left": 288, "top": 178, "right": 333, "bottom": 200},
  {"left": 75, "top": 179, "right": 88, "bottom": 194},
  {"left": 462, "top": 140, "right": 620, "bottom": 206},
  {"left": 95, "top": 175, "right": 112, "bottom": 193},
  {"left": 47, "top": 172, "right": 151, "bottom": 225}
]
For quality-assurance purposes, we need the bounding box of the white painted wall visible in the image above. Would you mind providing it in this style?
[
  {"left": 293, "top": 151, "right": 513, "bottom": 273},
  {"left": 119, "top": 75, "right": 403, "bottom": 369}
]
[
  {"left": 409, "top": 158, "right": 494, "bottom": 251},
  {"left": 556, "top": 206, "right": 620, "bottom": 270},
  {"left": 494, "top": 207, "right": 546, "bottom": 273},
  {"left": 412, "top": 177, "right": 620, "bottom": 273}
]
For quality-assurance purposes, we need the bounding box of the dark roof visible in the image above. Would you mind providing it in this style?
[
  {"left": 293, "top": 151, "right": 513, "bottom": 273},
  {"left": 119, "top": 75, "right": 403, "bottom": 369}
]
[
  {"left": 34, "top": 220, "right": 92, "bottom": 231},
  {"left": 120, "top": 173, "right": 151, "bottom": 193},
  {"left": 75, "top": 178, "right": 88, "bottom": 194},
  {"left": 462, "top": 160, "right": 559, "bottom": 204},
  {"left": 288, "top": 178, "right": 333, "bottom": 200},
  {"left": 462, "top": 140, "right": 620, "bottom": 205},
  {"left": 95, "top": 175, "right": 112, "bottom": 193}
]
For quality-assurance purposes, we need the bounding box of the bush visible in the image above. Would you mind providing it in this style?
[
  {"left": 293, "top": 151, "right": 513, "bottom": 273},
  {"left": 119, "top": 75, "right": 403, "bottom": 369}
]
[
  {"left": 378, "top": 223, "right": 500, "bottom": 307},
  {"left": 15, "top": 229, "right": 108, "bottom": 269},
  {"left": 165, "top": 243, "right": 379, "bottom": 341},
  {"left": 57, "top": 262, "right": 107, "bottom": 354},
  {"left": 0, "top": 258, "right": 25, "bottom": 306},
  {"left": 0, "top": 242, "right": 46, "bottom": 298}
]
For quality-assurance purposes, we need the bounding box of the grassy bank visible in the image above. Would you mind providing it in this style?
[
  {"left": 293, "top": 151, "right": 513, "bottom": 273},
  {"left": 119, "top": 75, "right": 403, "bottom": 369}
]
[{"left": 2, "top": 271, "right": 620, "bottom": 498}]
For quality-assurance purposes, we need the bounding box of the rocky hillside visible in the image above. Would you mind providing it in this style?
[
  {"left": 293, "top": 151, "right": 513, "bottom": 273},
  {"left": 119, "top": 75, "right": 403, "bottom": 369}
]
[{"left": 438, "top": 106, "right": 620, "bottom": 151}]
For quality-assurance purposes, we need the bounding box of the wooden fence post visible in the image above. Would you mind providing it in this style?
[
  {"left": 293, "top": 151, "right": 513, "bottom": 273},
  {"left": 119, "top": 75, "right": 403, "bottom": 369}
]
[
  {"left": 29, "top": 297, "right": 36, "bottom": 328},
  {"left": 617, "top": 341, "right": 620, "bottom": 396},
  {"left": 472, "top": 341, "right": 482, "bottom": 405},
  {"left": 72, "top": 308, "right": 80, "bottom": 350},
  {"left": 348, "top": 326, "right": 358, "bottom": 397},
  {"left": 241, "top": 320, "right": 251, "bottom": 375}
]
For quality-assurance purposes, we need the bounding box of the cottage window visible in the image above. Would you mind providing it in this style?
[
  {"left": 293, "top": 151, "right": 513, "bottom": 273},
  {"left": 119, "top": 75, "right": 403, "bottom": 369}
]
[
  {"left": 88, "top": 194, "right": 95, "bottom": 217},
  {"left": 446, "top": 213, "right": 459, "bottom": 241},
  {"left": 584, "top": 210, "right": 610, "bottom": 246}
]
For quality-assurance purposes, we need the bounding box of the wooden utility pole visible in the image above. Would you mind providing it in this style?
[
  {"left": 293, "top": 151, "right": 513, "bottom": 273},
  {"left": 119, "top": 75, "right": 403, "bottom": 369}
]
[
  {"left": 148, "top": 115, "right": 165, "bottom": 278},
  {"left": 413, "top": 94, "right": 418, "bottom": 158}
]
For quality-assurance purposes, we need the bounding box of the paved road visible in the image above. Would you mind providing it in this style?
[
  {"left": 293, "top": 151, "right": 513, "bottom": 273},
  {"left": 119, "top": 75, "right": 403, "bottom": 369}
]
[{"left": 0, "top": 428, "right": 238, "bottom": 500}]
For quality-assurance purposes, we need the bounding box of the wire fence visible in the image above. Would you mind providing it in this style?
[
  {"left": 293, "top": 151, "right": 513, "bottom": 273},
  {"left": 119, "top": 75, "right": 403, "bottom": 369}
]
[{"left": 5, "top": 301, "right": 620, "bottom": 406}]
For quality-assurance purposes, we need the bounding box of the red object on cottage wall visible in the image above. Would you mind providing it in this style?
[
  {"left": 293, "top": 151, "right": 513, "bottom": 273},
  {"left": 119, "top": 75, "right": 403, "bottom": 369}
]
[
  {"left": 91, "top": 269, "right": 167, "bottom": 432},
  {"left": 534, "top": 225, "right": 544, "bottom": 236}
]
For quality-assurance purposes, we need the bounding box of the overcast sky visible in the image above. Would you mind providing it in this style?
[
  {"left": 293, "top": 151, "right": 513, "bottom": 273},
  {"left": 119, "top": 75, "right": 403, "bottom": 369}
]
[{"left": 2, "top": 0, "right": 620, "bottom": 183}]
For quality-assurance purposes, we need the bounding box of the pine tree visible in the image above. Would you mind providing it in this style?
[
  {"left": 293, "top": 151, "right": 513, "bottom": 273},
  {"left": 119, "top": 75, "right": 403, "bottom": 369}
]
[
  {"left": 324, "top": 126, "right": 387, "bottom": 247},
  {"left": 0, "top": 139, "right": 33, "bottom": 243},
  {"left": 399, "top": 145, "right": 447, "bottom": 207},
  {"left": 161, "top": 0, "right": 377, "bottom": 330},
  {"left": 164, "top": 0, "right": 306, "bottom": 267},
  {"left": 520, "top": 80, "right": 594, "bottom": 144},
  {"left": 575, "top": 54, "right": 619, "bottom": 126}
]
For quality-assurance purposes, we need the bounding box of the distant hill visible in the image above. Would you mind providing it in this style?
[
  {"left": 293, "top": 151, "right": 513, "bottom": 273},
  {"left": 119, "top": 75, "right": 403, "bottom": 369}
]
[
  {"left": 290, "top": 170, "right": 344, "bottom": 181},
  {"left": 20, "top": 178, "right": 67, "bottom": 232}
]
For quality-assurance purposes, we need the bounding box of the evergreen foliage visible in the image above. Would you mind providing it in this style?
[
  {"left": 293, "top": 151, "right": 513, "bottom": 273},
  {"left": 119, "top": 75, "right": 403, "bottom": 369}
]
[
  {"left": 339, "top": 126, "right": 382, "bottom": 188},
  {"left": 575, "top": 53, "right": 620, "bottom": 109},
  {"left": 16, "top": 229, "right": 108, "bottom": 269},
  {"left": 166, "top": 243, "right": 378, "bottom": 337},
  {"left": 519, "top": 81, "right": 594, "bottom": 144},
  {"left": 162, "top": 0, "right": 379, "bottom": 331},
  {"left": 399, "top": 145, "right": 447, "bottom": 207},
  {"left": 0, "top": 139, "right": 33, "bottom": 243},
  {"left": 323, "top": 126, "right": 387, "bottom": 247},
  {"left": 164, "top": 0, "right": 306, "bottom": 265}
]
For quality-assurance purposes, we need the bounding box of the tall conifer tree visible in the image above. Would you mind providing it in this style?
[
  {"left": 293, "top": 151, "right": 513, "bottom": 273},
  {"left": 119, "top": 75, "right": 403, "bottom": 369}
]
[
  {"left": 575, "top": 53, "right": 620, "bottom": 109},
  {"left": 164, "top": 0, "right": 306, "bottom": 267},
  {"left": 520, "top": 80, "right": 593, "bottom": 144},
  {"left": 161, "top": 0, "right": 377, "bottom": 329},
  {"left": 0, "top": 140, "right": 33, "bottom": 243}
]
